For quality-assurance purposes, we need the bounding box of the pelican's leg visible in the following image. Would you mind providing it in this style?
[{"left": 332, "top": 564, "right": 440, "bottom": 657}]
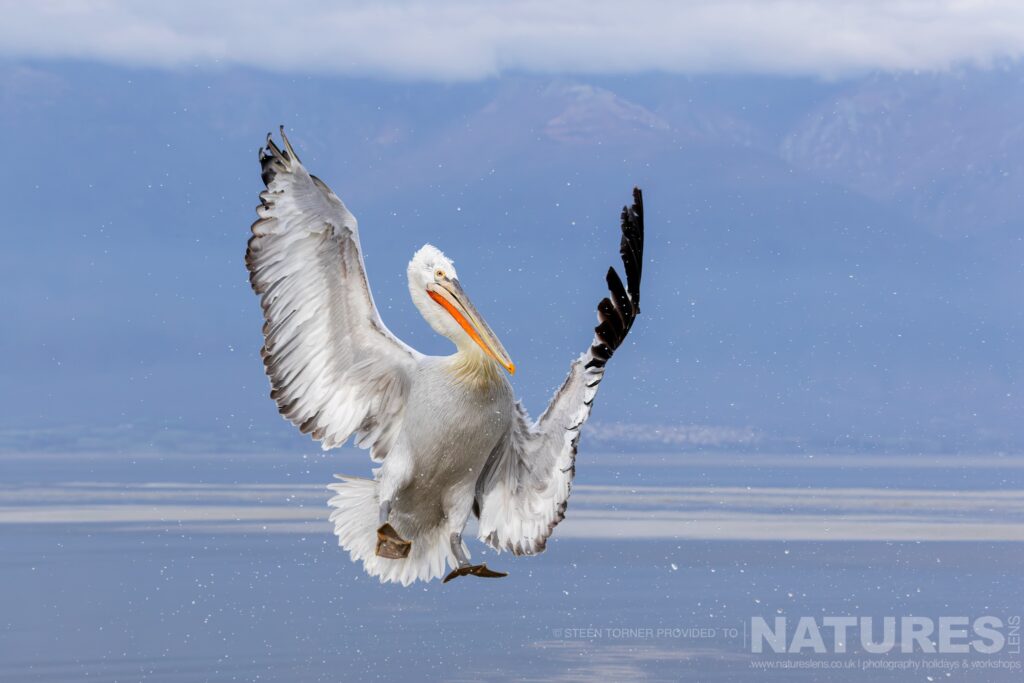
[
  {"left": 442, "top": 504, "right": 508, "bottom": 583},
  {"left": 443, "top": 532, "right": 507, "bottom": 583},
  {"left": 374, "top": 464, "right": 412, "bottom": 559},
  {"left": 375, "top": 498, "right": 411, "bottom": 559}
]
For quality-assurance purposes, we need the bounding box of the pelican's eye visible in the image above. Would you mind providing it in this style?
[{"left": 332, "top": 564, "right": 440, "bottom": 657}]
[{"left": 435, "top": 269, "right": 446, "bottom": 280}]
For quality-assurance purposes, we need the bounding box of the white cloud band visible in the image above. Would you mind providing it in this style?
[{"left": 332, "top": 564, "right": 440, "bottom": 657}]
[{"left": 2, "top": 1, "right": 1024, "bottom": 79}]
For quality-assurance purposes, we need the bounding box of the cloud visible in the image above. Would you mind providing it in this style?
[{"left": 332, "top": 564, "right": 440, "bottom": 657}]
[
  {"left": 587, "top": 422, "right": 763, "bottom": 447},
  {"left": 0, "top": 421, "right": 764, "bottom": 454},
  {"left": 2, "top": 2, "right": 1024, "bottom": 80}
]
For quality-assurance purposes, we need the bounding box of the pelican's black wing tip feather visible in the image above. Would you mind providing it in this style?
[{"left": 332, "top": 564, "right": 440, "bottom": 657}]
[
  {"left": 258, "top": 126, "right": 300, "bottom": 188},
  {"left": 620, "top": 187, "right": 644, "bottom": 311},
  {"left": 589, "top": 187, "right": 645, "bottom": 368}
]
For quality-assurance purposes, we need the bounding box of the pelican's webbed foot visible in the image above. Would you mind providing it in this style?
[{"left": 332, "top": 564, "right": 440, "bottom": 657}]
[
  {"left": 443, "top": 563, "right": 508, "bottom": 583},
  {"left": 376, "top": 523, "right": 412, "bottom": 559},
  {"left": 443, "top": 532, "right": 506, "bottom": 582}
]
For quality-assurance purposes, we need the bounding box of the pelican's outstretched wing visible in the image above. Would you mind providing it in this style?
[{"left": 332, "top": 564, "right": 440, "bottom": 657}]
[
  {"left": 246, "top": 128, "right": 420, "bottom": 459},
  {"left": 475, "top": 188, "right": 644, "bottom": 555}
]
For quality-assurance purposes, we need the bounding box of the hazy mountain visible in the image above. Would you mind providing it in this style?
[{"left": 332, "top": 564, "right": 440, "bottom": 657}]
[
  {"left": 2, "top": 62, "right": 1021, "bottom": 455},
  {"left": 782, "top": 69, "right": 1024, "bottom": 239}
]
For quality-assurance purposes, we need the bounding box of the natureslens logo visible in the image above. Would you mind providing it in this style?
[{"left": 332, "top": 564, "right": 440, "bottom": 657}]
[{"left": 751, "top": 616, "right": 1021, "bottom": 655}]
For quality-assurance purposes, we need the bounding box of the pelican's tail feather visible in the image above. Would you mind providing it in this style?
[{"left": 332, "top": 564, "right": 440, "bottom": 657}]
[{"left": 327, "top": 476, "right": 452, "bottom": 586}]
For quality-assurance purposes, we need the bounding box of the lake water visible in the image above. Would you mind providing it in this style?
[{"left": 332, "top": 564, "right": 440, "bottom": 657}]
[{"left": 2, "top": 451, "right": 1022, "bottom": 681}]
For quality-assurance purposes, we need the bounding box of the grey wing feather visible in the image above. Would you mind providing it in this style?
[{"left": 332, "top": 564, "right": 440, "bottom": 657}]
[
  {"left": 475, "top": 189, "right": 644, "bottom": 554},
  {"left": 246, "top": 128, "right": 420, "bottom": 459}
]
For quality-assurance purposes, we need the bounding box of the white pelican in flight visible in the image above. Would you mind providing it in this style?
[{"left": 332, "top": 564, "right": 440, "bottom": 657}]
[{"left": 247, "top": 129, "right": 644, "bottom": 585}]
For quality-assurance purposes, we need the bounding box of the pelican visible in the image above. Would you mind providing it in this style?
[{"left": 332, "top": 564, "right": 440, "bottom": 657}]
[{"left": 247, "top": 128, "right": 644, "bottom": 585}]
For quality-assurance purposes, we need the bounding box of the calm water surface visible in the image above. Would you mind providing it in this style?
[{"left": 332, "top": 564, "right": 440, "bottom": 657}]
[{"left": 2, "top": 452, "right": 1021, "bottom": 681}]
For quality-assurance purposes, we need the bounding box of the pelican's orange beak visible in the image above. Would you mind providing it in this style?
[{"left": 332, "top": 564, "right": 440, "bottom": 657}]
[{"left": 427, "top": 279, "right": 515, "bottom": 375}]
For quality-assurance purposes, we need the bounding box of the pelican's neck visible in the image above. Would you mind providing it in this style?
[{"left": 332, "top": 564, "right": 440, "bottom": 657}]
[{"left": 447, "top": 343, "right": 504, "bottom": 388}]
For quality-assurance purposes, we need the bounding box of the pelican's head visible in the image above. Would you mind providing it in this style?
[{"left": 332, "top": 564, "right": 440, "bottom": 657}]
[{"left": 408, "top": 244, "right": 515, "bottom": 375}]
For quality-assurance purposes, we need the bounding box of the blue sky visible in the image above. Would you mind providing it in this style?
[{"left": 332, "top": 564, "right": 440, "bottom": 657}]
[{"left": 2, "top": 4, "right": 1023, "bottom": 455}]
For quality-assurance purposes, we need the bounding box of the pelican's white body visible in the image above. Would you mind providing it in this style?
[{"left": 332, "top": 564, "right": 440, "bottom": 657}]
[
  {"left": 328, "top": 357, "right": 514, "bottom": 584},
  {"left": 384, "top": 357, "right": 513, "bottom": 536}
]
